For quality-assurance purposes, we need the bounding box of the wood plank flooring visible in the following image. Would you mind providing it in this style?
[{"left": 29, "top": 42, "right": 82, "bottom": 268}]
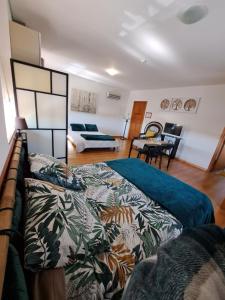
[{"left": 68, "top": 139, "right": 225, "bottom": 211}]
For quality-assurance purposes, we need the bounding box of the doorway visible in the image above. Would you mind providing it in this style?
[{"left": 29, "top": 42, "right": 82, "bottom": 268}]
[
  {"left": 128, "top": 101, "right": 147, "bottom": 140},
  {"left": 208, "top": 127, "right": 225, "bottom": 172}
]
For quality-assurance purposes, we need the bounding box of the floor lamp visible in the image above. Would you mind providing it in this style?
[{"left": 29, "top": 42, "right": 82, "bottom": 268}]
[{"left": 121, "top": 116, "right": 130, "bottom": 140}]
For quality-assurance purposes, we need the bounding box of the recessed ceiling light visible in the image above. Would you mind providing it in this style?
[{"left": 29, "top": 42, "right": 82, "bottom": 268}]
[
  {"left": 178, "top": 5, "right": 208, "bottom": 25},
  {"left": 106, "top": 68, "right": 120, "bottom": 76}
]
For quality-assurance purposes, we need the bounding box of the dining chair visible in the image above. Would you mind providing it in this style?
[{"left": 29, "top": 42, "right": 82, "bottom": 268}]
[
  {"left": 137, "top": 143, "right": 175, "bottom": 170},
  {"left": 139, "top": 121, "right": 163, "bottom": 139},
  {"left": 137, "top": 144, "right": 163, "bottom": 169},
  {"left": 160, "top": 143, "right": 175, "bottom": 170}
]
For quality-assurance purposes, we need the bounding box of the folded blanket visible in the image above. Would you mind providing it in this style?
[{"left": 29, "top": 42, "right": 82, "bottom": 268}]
[
  {"left": 123, "top": 224, "right": 225, "bottom": 300},
  {"left": 80, "top": 134, "right": 115, "bottom": 141},
  {"left": 107, "top": 158, "right": 214, "bottom": 228}
]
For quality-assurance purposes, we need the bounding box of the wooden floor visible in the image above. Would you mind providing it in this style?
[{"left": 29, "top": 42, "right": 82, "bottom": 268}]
[{"left": 68, "top": 139, "right": 225, "bottom": 211}]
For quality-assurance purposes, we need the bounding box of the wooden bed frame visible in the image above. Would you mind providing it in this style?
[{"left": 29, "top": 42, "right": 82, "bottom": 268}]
[
  {"left": 0, "top": 137, "right": 22, "bottom": 298},
  {"left": 215, "top": 200, "right": 225, "bottom": 228},
  {"left": 0, "top": 136, "right": 224, "bottom": 299}
]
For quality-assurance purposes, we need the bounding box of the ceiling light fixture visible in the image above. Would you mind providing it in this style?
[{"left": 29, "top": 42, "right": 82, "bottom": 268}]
[
  {"left": 141, "top": 32, "right": 176, "bottom": 63},
  {"left": 106, "top": 68, "right": 120, "bottom": 76},
  {"left": 146, "top": 35, "right": 171, "bottom": 58},
  {"left": 178, "top": 4, "right": 208, "bottom": 25}
]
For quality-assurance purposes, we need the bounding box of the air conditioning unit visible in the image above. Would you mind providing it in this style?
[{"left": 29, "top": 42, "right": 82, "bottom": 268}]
[{"left": 106, "top": 92, "right": 121, "bottom": 100}]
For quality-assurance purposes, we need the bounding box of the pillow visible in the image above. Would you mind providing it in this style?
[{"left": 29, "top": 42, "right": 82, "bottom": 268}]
[
  {"left": 70, "top": 123, "right": 86, "bottom": 131},
  {"left": 24, "top": 178, "right": 110, "bottom": 271},
  {"left": 28, "top": 153, "right": 86, "bottom": 191},
  {"left": 85, "top": 124, "right": 98, "bottom": 132}
]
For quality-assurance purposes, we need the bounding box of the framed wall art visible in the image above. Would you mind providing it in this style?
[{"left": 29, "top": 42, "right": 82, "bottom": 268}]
[
  {"left": 160, "top": 98, "right": 171, "bottom": 111},
  {"left": 71, "top": 88, "right": 97, "bottom": 113},
  {"left": 145, "top": 111, "right": 152, "bottom": 118},
  {"left": 171, "top": 98, "right": 183, "bottom": 112},
  {"left": 160, "top": 97, "right": 201, "bottom": 113},
  {"left": 183, "top": 98, "right": 200, "bottom": 112}
]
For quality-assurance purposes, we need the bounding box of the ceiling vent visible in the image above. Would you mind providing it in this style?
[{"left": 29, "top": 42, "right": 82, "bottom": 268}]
[{"left": 106, "top": 92, "right": 121, "bottom": 100}]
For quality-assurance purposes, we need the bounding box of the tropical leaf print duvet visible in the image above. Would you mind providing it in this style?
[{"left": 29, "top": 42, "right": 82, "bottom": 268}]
[
  {"left": 66, "top": 163, "right": 182, "bottom": 299},
  {"left": 24, "top": 162, "right": 182, "bottom": 300}
]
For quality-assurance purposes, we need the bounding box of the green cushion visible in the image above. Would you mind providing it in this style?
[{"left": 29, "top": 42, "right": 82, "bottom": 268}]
[
  {"left": 70, "top": 123, "right": 85, "bottom": 131},
  {"left": 2, "top": 244, "right": 28, "bottom": 300},
  {"left": 85, "top": 123, "right": 98, "bottom": 131}
]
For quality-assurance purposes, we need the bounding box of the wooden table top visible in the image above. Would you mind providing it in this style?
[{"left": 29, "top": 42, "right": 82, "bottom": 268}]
[{"left": 133, "top": 139, "right": 167, "bottom": 149}]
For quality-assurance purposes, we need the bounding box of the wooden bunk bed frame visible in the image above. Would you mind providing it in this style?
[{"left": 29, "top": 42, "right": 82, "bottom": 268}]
[{"left": 0, "top": 136, "right": 224, "bottom": 299}]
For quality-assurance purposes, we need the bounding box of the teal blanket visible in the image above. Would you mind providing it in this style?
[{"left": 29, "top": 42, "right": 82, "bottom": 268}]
[
  {"left": 106, "top": 158, "right": 214, "bottom": 228},
  {"left": 81, "top": 134, "right": 115, "bottom": 141}
]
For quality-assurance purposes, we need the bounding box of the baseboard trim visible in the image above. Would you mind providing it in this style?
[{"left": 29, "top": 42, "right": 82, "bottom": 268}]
[{"left": 175, "top": 158, "right": 207, "bottom": 172}]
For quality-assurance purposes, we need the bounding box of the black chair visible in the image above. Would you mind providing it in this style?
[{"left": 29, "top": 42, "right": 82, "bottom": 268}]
[
  {"left": 137, "top": 144, "right": 163, "bottom": 169},
  {"left": 137, "top": 143, "right": 174, "bottom": 170},
  {"left": 139, "top": 121, "right": 163, "bottom": 139},
  {"left": 160, "top": 143, "right": 175, "bottom": 170}
]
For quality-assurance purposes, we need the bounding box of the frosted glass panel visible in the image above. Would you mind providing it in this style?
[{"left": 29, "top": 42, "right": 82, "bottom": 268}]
[
  {"left": 17, "top": 90, "right": 36, "bottom": 128},
  {"left": 26, "top": 130, "right": 52, "bottom": 155},
  {"left": 14, "top": 62, "right": 50, "bottom": 92},
  {"left": 54, "top": 130, "right": 66, "bottom": 158},
  {"left": 36, "top": 93, "right": 66, "bottom": 128},
  {"left": 52, "top": 72, "right": 67, "bottom": 96}
]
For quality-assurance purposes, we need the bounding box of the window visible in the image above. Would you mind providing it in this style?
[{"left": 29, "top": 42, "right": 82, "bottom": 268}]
[{"left": 0, "top": 62, "right": 16, "bottom": 141}]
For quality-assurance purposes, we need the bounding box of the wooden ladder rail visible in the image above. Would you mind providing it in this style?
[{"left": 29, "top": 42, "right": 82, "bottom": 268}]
[{"left": 0, "top": 139, "right": 22, "bottom": 299}]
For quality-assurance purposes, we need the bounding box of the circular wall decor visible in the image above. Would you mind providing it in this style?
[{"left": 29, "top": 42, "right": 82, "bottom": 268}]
[
  {"left": 160, "top": 98, "right": 170, "bottom": 110},
  {"left": 184, "top": 98, "right": 197, "bottom": 111},
  {"left": 171, "top": 98, "right": 183, "bottom": 111}
]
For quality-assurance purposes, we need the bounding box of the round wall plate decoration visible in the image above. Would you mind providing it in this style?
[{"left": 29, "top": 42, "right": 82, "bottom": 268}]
[
  {"left": 184, "top": 98, "right": 197, "bottom": 111},
  {"left": 171, "top": 98, "right": 183, "bottom": 111},
  {"left": 160, "top": 97, "right": 200, "bottom": 113},
  {"left": 160, "top": 98, "right": 170, "bottom": 111}
]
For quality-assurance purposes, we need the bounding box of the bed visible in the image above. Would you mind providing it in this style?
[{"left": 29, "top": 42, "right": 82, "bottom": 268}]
[
  {"left": 0, "top": 137, "right": 214, "bottom": 300},
  {"left": 68, "top": 123, "right": 119, "bottom": 152}
]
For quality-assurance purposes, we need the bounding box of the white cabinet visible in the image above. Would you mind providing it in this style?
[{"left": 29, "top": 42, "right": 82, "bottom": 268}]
[{"left": 9, "top": 21, "right": 41, "bottom": 65}]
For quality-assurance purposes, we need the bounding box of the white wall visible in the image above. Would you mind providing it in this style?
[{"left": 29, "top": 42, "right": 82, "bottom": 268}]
[
  {"left": 0, "top": 0, "right": 16, "bottom": 175},
  {"left": 69, "top": 75, "right": 129, "bottom": 136},
  {"left": 0, "top": 80, "right": 10, "bottom": 173},
  {"left": 127, "top": 84, "right": 225, "bottom": 169}
]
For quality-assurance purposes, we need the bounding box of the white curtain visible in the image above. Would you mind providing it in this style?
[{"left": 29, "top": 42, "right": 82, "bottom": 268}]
[{"left": 71, "top": 89, "right": 96, "bottom": 113}]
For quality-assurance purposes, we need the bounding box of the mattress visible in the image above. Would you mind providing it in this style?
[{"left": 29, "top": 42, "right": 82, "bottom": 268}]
[
  {"left": 23, "top": 157, "right": 214, "bottom": 300},
  {"left": 25, "top": 161, "right": 182, "bottom": 299},
  {"left": 68, "top": 130, "right": 119, "bottom": 152}
]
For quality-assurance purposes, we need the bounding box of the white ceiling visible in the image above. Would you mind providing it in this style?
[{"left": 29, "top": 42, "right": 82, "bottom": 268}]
[{"left": 10, "top": 0, "right": 225, "bottom": 90}]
